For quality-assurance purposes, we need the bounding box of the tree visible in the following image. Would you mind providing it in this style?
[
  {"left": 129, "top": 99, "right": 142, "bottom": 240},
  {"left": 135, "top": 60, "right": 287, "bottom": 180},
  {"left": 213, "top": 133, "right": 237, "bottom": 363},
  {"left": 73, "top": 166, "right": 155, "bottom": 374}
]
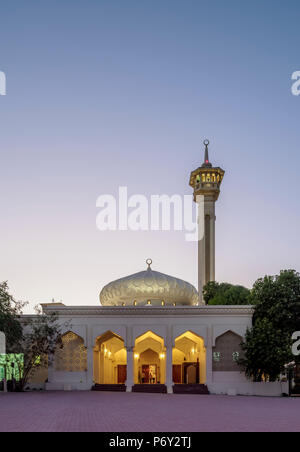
[
  {"left": 0, "top": 281, "right": 68, "bottom": 391},
  {"left": 10, "top": 307, "right": 66, "bottom": 390},
  {"left": 240, "top": 318, "right": 292, "bottom": 381},
  {"left": 240, "top": 270, "right": 300, "bottom": 382},
  {"left": 0, "top": 282, "right": 24, "bottom": 350},
  {"left": 203, "top": 281, "right": 250, "bottom": 305}
]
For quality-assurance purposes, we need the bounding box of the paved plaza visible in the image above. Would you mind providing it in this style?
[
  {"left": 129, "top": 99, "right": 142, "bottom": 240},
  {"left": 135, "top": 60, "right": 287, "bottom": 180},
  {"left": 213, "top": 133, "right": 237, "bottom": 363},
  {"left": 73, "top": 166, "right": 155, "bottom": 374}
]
[{"left": 0, "top": 391, "right": 299, "bottom": 432}]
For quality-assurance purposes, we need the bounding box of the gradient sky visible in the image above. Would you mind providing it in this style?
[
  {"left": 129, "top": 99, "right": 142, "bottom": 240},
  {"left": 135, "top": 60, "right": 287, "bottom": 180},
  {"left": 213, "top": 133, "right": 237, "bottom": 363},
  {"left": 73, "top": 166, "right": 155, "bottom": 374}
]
[{"left": 0, "top": 0, "right": 300, "bottom": 312}]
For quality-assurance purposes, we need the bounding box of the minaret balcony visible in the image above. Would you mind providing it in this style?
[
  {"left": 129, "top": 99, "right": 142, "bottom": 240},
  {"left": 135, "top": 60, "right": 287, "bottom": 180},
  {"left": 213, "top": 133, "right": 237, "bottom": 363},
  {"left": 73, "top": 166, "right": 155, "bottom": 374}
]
[{"left": 194, "top": 182, "right": 221, "bottom": 191}]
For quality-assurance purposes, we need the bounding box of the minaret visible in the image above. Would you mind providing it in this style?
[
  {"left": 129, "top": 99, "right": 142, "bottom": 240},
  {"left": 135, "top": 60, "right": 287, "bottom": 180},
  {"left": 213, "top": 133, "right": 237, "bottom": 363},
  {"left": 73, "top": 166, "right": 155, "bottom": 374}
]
[{"left": 189, "top": 140, "right": 225, "bottom": 304}]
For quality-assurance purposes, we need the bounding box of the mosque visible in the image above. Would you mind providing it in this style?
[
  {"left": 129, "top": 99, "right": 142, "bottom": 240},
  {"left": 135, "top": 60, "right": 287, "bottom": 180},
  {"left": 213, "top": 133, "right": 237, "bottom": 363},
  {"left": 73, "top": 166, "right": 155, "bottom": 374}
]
[{"left": 33, "top": 142, "right": 286, "bottom": 396}]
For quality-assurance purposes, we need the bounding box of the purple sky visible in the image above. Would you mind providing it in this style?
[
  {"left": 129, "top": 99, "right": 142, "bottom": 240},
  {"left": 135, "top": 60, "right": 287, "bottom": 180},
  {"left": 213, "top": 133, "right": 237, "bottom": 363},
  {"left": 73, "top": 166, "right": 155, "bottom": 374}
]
[{"left": 0, "top": 0, "right": 300, "bottom": 312}]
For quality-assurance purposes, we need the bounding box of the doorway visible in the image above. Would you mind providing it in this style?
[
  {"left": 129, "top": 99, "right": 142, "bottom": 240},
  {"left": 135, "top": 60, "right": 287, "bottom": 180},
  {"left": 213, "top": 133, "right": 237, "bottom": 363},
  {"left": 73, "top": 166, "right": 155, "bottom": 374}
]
[
  {"left": 142, "top": 364, "right": 157, "bottom": 384},
  {"left": 117, "top": 365, "right": 127, "bottom": 384}
]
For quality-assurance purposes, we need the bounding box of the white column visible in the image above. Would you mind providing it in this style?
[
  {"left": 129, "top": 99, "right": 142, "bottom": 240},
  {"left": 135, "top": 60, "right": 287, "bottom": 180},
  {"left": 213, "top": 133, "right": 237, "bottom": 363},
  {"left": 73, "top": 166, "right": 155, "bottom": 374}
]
[
  {"left": 86, "top": 348, "right": 94, "bottom": 388},
  {"left": 198, "top": 196, "right": 216, "bottom": 303},
  {"left": 125, "top": 347, "right": 134, "bottom": 392},
  {"left": 197, "top": 197, "right": 205, "bottom": 303},
  {"left": 165, "top": 348, "right": 173, "bottom": 393},
  {"left": 204, "top": 198, "right": 215, "bottom": 285},
  {"left": 206, "top": 327, "right": 213, "bottom": 385},
  {"left": 209, "top": 204, "right": 216, "bottom": 281},
  {"left": 165, "top": 328, "right": 173, "bottom": 393}
]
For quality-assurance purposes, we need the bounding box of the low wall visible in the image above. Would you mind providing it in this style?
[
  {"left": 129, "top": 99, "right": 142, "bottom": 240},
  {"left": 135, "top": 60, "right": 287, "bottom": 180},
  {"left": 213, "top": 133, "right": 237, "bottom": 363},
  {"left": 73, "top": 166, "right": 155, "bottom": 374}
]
[
  {"left": 45, "top": 381, "right": 91, "bottom": 391},
  {"left": 212, "top": 371, "right": 249, "bottom": 383},
  {"left": 46, "top": 371, "right": 91, "bottom": 390},
  {"left": 208, "top": 381, "right": 289, "bottom": 397}
]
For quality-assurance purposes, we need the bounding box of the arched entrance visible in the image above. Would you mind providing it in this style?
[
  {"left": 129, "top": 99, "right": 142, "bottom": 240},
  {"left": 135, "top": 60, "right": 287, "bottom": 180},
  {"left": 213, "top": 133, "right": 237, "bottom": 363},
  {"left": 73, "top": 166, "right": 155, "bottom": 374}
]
[
  {"left": 173, "top": 331, "right": 206, "bottom": 384},
  {"left": 133, "top": 331, "right": 165, "bottom": 385},
  {"left": 93, "top": 331, "right": 127, "bottom": 384}
]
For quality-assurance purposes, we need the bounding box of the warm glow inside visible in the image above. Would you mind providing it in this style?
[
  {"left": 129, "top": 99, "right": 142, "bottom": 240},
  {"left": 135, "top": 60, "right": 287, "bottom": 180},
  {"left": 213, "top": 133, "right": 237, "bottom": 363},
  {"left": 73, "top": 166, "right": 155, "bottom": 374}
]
[
  {"left": 173, "top": 331, "right": 206, "bottom": 384},
  {"left": 93, "top": 331, "right": 127, "bottom": 384},
  {"left": 134, "top": 331, "right": 165, "bottom": 384}
]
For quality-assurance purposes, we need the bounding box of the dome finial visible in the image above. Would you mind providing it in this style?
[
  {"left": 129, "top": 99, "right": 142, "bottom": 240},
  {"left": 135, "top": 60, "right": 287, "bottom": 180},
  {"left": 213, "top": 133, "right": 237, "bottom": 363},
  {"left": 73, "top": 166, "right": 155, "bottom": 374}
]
[
  {"left": 146, "top": 258, "right": 152, "bottom": 269},
  {"left": 202, "top": 139, "right": 212, "bottom": 168}
]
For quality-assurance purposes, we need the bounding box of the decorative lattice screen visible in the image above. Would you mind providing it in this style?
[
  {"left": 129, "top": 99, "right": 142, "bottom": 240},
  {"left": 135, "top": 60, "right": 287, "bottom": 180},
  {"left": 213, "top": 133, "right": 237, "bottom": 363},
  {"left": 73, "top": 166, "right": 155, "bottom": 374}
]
[{"left": 55, "top": 332, "right": 87, "bottom": 372}]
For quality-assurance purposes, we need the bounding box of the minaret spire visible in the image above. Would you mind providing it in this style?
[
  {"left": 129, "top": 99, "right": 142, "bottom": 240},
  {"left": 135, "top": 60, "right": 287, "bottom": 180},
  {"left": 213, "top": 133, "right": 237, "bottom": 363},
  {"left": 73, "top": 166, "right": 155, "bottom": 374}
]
[{"left": 202, "top": 139, "right": 212, "bottom": 168}]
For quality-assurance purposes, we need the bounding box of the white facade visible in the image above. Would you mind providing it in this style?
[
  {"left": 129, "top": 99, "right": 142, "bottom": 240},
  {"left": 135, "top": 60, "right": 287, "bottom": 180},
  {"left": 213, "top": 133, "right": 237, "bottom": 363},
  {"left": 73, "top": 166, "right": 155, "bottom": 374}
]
[{"left": 37, "top": 304, "right": 287, "bottom": 396}]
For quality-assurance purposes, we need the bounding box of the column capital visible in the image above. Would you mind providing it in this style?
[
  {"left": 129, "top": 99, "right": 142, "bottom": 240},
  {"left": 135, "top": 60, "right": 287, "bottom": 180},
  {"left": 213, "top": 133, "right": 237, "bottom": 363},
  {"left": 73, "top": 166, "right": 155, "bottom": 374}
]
[
  {"left": 166, "top": 339, "right": 174, "bottom": 348},
  {"left": 126, "top": 346, "right": 134, "bottom": 353}
]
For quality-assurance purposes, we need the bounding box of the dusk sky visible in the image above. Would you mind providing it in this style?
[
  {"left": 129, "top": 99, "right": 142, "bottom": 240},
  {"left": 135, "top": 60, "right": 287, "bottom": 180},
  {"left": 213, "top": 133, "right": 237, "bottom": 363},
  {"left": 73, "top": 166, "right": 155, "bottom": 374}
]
[{"left": 0, "top": 0, "right": 300, "bottom": 312}]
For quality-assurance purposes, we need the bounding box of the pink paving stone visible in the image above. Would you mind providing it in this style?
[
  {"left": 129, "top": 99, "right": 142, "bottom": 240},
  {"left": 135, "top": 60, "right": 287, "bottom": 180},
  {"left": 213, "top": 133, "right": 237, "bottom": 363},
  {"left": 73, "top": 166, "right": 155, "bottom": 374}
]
[{"left": 0, "top": 391, "right": 299, "bottom": 432}]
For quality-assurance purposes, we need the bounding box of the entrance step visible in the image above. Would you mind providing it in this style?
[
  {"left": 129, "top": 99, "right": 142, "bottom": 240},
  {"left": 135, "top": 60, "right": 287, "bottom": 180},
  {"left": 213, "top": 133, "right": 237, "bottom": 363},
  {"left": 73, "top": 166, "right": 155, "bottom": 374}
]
[
  {"left": 92, "top": 384, "right": 126, "bottom": 392},
  {"left": 173, "top": 384, "right": 210, "bottom": 395},
  {"left": 132, "top": 384, "right": 167, "bottom": 394}
]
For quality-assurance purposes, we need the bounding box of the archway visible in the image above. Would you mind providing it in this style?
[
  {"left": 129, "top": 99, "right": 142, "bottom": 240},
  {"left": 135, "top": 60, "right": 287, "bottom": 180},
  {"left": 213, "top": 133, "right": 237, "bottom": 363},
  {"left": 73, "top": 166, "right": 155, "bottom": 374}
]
[
  {"left": 93, "top": 331, "right": 127, "bottom": 384},
  {"left": 134, "top": 331, "right": 165, "bottom": 384},
  {"left": 173, "top": 331, "right": 206, "bottom": 384}
]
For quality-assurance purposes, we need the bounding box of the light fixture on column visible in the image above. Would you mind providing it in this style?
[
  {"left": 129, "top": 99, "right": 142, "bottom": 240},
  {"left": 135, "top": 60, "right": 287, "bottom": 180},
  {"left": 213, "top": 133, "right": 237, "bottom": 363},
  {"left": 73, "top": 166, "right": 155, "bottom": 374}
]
[{"left": 134, "top": 353, "right": 139, "bottom": 359}]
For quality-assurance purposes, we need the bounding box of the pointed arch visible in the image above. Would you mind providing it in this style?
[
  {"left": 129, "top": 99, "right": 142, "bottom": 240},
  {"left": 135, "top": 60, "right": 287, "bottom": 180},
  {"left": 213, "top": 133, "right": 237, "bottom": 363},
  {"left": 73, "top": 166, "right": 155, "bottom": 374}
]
[{"left": 212, "top": 330, "right": 244, "bottom": 372}]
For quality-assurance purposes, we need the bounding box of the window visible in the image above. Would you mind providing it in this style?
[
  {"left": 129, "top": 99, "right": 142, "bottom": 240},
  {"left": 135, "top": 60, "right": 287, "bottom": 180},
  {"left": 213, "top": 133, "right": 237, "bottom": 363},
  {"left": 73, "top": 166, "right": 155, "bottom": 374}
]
[
  {"left": 232, "top": 351, "right": 240, "bottom": 362},
  {"left": 213, "top": 352, "right": 221, "bottom": 362}
]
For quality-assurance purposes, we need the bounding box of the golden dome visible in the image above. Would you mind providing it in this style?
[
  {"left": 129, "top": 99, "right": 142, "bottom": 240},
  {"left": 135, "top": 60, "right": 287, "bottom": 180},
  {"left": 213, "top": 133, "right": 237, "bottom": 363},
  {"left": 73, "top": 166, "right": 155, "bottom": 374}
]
[{"left": 100, "top": 260, "right": 199, "bottom": 307}]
